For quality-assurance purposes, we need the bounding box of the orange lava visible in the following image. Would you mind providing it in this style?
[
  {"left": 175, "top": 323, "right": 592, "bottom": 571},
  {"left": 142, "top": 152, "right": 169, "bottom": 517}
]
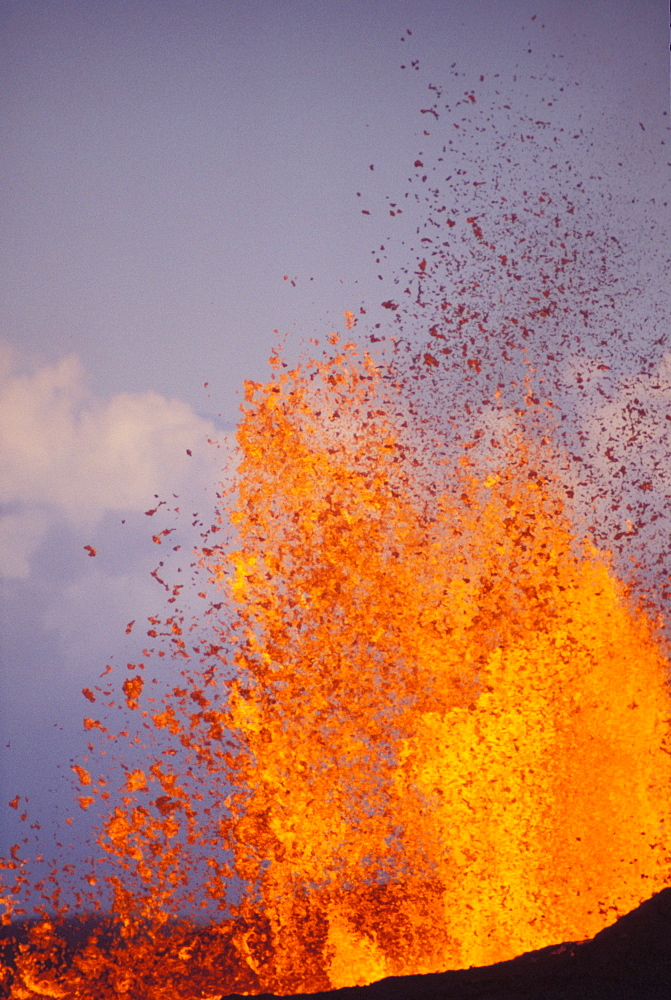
[
  {"left": 2, "top": 343, "right": 670, "bottom": 998},
  {"left": 214, "top": 343, "right": 671, "bottom": 991}
]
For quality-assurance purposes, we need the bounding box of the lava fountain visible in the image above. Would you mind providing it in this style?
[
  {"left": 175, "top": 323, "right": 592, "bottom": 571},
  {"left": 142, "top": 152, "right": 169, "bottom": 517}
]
[
  {"left": 2, "top": 338, "right": 670, "bottom": 999},
  {"left": 202, "top": 342, "right": 671, "bottom": 992},
  {"left": 2, "top": 32, "right": 670, "bottom": 1000}
]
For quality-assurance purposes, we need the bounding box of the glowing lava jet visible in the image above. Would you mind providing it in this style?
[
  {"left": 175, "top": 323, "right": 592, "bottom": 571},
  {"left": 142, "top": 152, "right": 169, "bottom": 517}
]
[
  {"left": 207, "top": 343, "right": 671, "bottom": 992},
  {"left": 2, "top": 42, "right": 670, "bottom": 1000},
  {"left": 2, "top": 342, "right": 671, "bottom": 1000}
]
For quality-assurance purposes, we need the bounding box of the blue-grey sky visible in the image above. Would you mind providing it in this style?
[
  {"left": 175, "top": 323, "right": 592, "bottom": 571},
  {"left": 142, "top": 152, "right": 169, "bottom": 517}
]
[{"left": 1, "top": 0, "right": 669, "bottom": 902}]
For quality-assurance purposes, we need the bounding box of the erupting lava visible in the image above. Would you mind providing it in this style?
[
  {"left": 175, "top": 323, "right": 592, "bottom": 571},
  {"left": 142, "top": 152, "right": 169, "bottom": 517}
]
[
  {"left": 2, "top": 341, "right": 670, "bottom": 998},
  {"left": 2, "top": 27, "right": 670, "bottom": 1000},
  {"left": 213, "top": 344, "right": 671, "bottom": 991}
]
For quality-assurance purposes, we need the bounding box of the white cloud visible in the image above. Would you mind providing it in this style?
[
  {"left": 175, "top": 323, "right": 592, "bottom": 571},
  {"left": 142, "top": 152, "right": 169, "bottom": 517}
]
[
  {"left": 0, "top": 343, "right": 232, "bottom": 578},
  {"left": 0, "top": 352, "right": 218, "bottom": 516}
]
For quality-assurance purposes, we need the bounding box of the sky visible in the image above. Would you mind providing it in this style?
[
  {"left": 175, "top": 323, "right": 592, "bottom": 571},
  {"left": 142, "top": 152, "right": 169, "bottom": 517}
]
[{"left": 1, "top": 0, "right": 669, "bottom": 902}]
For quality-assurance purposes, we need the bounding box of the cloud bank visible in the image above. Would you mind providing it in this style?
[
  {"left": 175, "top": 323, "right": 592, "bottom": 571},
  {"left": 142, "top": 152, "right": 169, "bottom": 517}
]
[{"left": 0, "top": 343, "right": 225, "bottom": 579}]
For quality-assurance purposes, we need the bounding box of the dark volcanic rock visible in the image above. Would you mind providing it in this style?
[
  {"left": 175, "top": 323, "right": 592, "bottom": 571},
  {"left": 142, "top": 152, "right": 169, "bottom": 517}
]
[{"left": 223, "top": 887, "right": 671, "bottom": 1000}]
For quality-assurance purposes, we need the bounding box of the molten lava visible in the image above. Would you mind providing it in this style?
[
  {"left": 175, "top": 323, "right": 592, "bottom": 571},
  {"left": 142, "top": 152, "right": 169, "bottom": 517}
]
[
  {"left": 2, "top": 32, "right": 670, "bottom": 998},
  {"left": 208, "top": 343, "right": 671, "bottom": 991},
  {"left": 3, "top": 340, "right": 669, "bottom": 999}
]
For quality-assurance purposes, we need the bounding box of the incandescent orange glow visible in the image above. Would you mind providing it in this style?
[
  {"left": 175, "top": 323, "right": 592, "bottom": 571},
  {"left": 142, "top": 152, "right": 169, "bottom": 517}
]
[
  {"left": 211, "top": 344, "right": 671, "bottom": 991},
  {"left": 3, "top": 337, "right": 671, "bottom": 998},
  {"left": 2, "top": 342, "right": 671, "bottom": 998},
  {"left": 4, "top": 0, "right": 671, "bottom": 988}
]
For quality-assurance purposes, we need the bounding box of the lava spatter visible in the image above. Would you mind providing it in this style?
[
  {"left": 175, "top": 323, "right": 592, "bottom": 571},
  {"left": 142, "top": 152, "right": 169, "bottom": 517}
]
[{"left": 2, "top": 30, "right": 670, "bottom": 1000}]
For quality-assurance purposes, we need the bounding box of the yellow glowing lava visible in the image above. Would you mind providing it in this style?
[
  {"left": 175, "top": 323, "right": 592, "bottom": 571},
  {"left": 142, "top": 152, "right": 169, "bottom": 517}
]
[{"left": 2, "top": 342, "right": 670, "bottom": 998}]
